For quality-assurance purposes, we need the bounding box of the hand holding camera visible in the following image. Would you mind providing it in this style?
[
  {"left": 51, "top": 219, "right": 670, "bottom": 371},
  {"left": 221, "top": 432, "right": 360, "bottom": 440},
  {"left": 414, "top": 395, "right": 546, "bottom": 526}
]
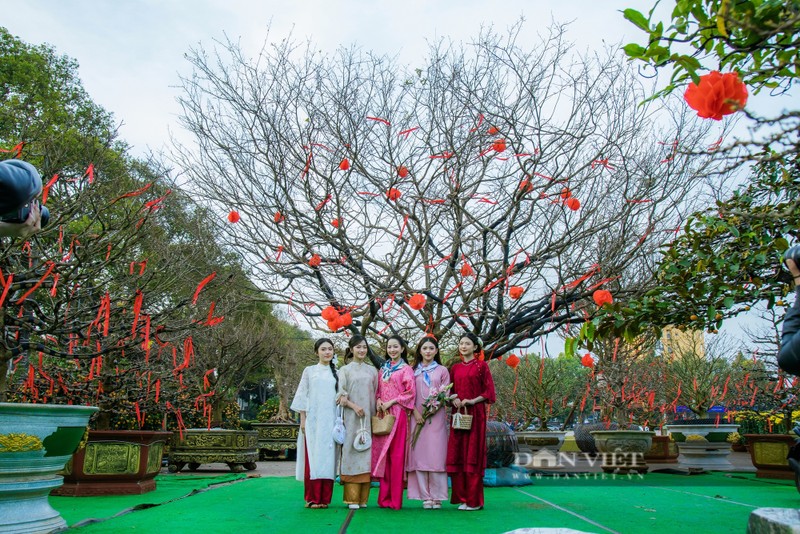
[
  {"left": 784, "top": 245, "right": 800, "bottom": 287},
  {"left": 0, "top": 159, "right": 49, "bottom": 238}
]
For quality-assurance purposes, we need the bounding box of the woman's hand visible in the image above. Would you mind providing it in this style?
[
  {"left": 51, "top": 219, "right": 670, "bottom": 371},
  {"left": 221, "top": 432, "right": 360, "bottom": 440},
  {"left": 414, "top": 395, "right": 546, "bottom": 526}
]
[
  {"left": 351, "top": 402, "right": 365, "bottom": 418},
  {"left": 413, "top": 409, "right": 424, "bottom": 424},
  {"left": 452, "top": 398, "right": 462, "bottom": 409}
]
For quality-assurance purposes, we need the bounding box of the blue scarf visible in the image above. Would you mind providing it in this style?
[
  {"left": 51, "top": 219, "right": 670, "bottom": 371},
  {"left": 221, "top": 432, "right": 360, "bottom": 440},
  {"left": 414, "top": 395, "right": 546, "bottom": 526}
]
[
  {"left": 381, "top": 359, "right": 405, "bottom": 382},
  {"left": 414, "top": 361, "right": 439, "bottom": 387}
]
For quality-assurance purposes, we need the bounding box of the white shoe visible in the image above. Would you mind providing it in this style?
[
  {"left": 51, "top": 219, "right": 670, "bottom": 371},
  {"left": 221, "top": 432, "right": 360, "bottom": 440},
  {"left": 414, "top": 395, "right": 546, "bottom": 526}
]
[
  {"left": 461, "top": 505, "right": 482, "bottom": 511},
  {"left": 348, "top": 504, "right": 360, "bottom": 510},
  {"left": 458, "top": 503, "right": 468, "bottom": 510},
  {"left": 423, "top": 501, "right": 432, "bottom": 509},
  {"left": 359, "top": 504, "right": 367, "bottom": 508},
  {"left": 431, "top": 501, "right": 442, "bottom": 509}
]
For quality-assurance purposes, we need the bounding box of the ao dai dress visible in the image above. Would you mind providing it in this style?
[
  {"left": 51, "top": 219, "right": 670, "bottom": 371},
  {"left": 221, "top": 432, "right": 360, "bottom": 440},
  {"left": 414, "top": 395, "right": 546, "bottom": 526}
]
[
  {"left": 291, "top": 364, "right": 338, "bottom": 482},
  {"left": 406, "top": 363, "right": 450, "bottom": 503}
]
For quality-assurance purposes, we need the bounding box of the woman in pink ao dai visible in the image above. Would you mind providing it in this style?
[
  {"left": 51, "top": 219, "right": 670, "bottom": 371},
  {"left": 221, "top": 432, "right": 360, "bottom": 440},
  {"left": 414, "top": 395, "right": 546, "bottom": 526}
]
[{"left": 406, "top": 335, "right": 451, "bottom": 509}]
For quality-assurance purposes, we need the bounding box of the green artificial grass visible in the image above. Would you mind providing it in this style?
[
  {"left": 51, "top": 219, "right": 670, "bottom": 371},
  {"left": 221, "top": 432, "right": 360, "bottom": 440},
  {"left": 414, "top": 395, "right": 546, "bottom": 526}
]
[{"left": 52, "top": 472, "right": 798, "bottom": 533}]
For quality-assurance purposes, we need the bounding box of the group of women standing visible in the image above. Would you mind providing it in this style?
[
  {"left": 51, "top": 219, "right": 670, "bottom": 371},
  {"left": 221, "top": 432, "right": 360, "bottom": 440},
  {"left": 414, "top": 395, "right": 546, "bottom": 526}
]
[{"left": 290, "top": 332, "right": 496, "bottom": 511}]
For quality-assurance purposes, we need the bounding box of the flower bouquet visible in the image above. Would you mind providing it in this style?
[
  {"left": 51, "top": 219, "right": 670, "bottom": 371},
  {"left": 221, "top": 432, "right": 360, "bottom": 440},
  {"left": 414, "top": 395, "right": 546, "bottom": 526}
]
[{"left": 411, "top": 383, "right": 456, "bottom": 447}]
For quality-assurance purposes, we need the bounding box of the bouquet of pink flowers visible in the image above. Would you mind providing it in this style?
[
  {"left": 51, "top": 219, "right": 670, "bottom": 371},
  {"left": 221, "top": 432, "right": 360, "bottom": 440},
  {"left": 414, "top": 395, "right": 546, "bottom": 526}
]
[{"left": 412, "top": 383, "right": 456, "bottom": 447}]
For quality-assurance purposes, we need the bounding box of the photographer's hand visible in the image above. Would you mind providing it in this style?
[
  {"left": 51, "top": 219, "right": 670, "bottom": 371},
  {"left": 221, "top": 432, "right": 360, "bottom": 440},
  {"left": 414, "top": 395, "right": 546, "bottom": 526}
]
[{"left": 0, "top": 201, "right": 41, "bottom": 239}]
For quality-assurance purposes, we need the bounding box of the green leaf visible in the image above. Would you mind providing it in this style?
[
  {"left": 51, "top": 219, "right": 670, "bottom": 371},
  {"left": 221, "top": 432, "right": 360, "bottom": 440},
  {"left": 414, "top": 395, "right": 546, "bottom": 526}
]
[
  {"left": 623, "top": 43, "right": 647, "bottom": 58},
  {"left": 623, "top": 9, "right": 650, "bottom": 31}
]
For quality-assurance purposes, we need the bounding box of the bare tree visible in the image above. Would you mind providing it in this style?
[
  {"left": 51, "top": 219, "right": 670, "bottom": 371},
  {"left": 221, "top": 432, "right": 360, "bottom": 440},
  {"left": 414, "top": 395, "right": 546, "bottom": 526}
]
[{"left": 172, "top": 22, "right": 724, "bottom": 356}]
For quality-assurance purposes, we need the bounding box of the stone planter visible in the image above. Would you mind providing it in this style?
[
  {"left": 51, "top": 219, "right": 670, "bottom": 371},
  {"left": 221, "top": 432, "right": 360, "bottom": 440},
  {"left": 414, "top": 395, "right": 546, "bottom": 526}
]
[
  {"left": 644, "top": 435, "right": 678, "bottom": 464},
  {"left": 666, "top": 423, "right": 739, "bottom": 470},
  {"left": 486, "top": 421, "right": 519, "bottom": 468},
  {"left": 0, "top": 402, "right": 97, "bottom": 533},
  {"left": 590, "top": 430, "right": 655, "bottom": 474},
  {"left": 745, "top": 434, "right": 796, "bottom": 480},
  {"left": 574, "top": 423, "right": 618, "bottom": 454},
  {"left": 52, "top": 430, "right": 171, "bottom": 496},
  {"left": 251, "top": 422, "right": 299, "bottom": 460},
  {"left": 515, "top": 431, "right": 567, "bottom": 453},
  {"left": 168, "top": 429, "right": 258, "bottom": 473}
]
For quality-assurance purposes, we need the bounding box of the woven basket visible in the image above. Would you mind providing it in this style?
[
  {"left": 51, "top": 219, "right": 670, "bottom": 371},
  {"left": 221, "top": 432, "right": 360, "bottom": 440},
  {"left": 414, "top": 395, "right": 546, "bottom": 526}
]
[
  {"left": 451, "top": 407, "right": 473, "bottom": 430},
  {"left": 371, "top": 412, "right": 396, "bottom": 436}
]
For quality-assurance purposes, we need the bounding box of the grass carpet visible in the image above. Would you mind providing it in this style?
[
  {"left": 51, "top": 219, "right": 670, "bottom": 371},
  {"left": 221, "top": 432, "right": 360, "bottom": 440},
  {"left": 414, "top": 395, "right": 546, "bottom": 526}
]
[{"left": 53, "top": 472, "right": 798, "bottom": 533}]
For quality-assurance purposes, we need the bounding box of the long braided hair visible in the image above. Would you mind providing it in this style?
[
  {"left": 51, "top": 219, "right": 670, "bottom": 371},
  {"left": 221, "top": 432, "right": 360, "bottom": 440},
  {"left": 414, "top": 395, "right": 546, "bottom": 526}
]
[{"left": 314, "top": 337, "right": 338, "bottom": 392}]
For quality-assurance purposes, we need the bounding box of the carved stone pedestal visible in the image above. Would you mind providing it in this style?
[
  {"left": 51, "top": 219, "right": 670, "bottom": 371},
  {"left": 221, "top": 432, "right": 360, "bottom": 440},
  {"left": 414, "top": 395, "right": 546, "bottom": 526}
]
[
  {"left": 168, "top": 429, "right": 258, "bottom": 473},
  {"left": 251, "top": 423, "right": 299, "bottom": 460}
]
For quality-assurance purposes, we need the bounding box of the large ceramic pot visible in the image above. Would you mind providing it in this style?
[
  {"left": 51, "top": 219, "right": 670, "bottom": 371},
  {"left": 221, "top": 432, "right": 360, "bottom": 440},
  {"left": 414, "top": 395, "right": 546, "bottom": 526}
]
[
  {"left": 0, "top": 402, "right": 97, "bottom": 533},
  {"left": 52, "top": 430, "right": 171, "bottom": 496},
  {"left": 644, "top": 435, "right": 679, "bottom": 464},
  {"left": 666, "top": 422, "right": 739, "bottom": 470},
  {"left": 251, "top": 422, "right": 299, "bottom": 460},
  {"left": 168, "top": 429, "right": 259, "bottom": 473},
  {"left": 590, "top": 430, "right": 655, "bottom": 474},
  {"left": 745, "top": 434, "right": 796, "bottom": 480},
  {"left": 486, "top": 421, "right": 519, "bottom": 468},
  {"left": 516, "top": 431, "right": 567, "bottom": 453}
]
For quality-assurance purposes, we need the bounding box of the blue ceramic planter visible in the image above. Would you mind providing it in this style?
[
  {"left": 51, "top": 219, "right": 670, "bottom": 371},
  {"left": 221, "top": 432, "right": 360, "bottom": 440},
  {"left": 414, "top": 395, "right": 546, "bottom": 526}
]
[{"left": 0, "top": 402, "right": 98, "bottom": 533}]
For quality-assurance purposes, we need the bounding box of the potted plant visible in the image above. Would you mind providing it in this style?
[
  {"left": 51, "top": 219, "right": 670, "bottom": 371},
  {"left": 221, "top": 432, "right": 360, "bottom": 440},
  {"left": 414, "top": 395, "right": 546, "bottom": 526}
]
[{"left": 490, "top": 354, "right": 589, "bottom": 454}]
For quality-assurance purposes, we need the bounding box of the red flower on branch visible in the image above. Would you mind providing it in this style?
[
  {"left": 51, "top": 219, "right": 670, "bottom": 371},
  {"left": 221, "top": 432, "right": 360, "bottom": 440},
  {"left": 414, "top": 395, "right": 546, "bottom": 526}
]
[
  {"left": 581, "top": 353, "right": 594, "bottom": 368},
  {"left": 227, "top": 211, "right": 240, "bottom": 223},
  {"left": 407, "top": 293, "right": 427, "bottom": 310},
  {"left": 592, "top": 289, "right": 613, "bottom": 307},
  {"left": 397, "top": 165, "right": 409, "bottom": 178},
  {"left": 308, "top": 254, "right": 322, "bottom": 267},
  {"left": 339, "top": 158, "right": 350, "bottom": 171},
  {"left": 508, "top": 286, "right": 525, "bottom": 300},
  {"left": 273, "top": 211, "right": 285, "bottom": 223},
  {"left": 387, "top": 188, "right": 402, "bottom": 201},
  {"left": 684, "top": 71, "right": 748, "bottom": 120}
]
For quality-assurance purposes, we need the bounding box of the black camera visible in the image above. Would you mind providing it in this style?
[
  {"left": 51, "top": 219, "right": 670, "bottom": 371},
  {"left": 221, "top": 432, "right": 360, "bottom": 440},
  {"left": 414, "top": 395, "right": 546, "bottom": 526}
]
[
  {"left": 785, "top": 245, "right": 800, "bottom": 267},
  {"left": 0, "top": 159, "right": 49, "bottom": 227},
  {"left": 1, "top": 202, "right": 50, "bottom": 227}
]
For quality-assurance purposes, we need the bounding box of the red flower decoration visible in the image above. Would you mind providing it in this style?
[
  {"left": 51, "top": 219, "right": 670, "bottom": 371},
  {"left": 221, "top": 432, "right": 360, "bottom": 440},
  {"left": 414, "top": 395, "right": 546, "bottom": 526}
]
[
  {"left": 460, "top": 262, "right": 474, "bottom": 277},
  {"left": 505, "top": 354, "right": 520, "bottom": 369},
  {"left": 387, "top": 188, "right": 402, "bottom": 201},
  {"left": 492, "top": 139, "right": 506, "bottom": 152},
  {"left": 327, "top": 319, "right": 340, "bottom": 332},
  {"left": 508, "top": 286, "right": 525, "bottom": 300},
  {"left": 487, "top": 126, "right": 499, "bottom": 135},
  {"left": 331, "top": 218, "right": 341, "bottom": 228},
  {"left": 321, "top": 305, "right": 338, "bottom": 321},
  {"left": 397, "top": 166, "right": 409, "bottom": 178},
  {"left": 560, "top": 188, "right": 571, "bottom": 199},
  {"left": 227, "top": 211, "right": 240, "bottom": 223},
  {"left": 580, "top": 353, "right": 594, "bottom": 368},
  {"left": 565, "top": 197, "right": 580, "bottom": 211},
  {"left": 273, "top": 211, "right": 285, "bottom": 223},
  {"left": 407, "top": 293, "right": 426, "bottom": 310},
  {"left": 339, "top": 312, "right": 353, "bottom": 327},
  {"left": 339, "top": 158, "right": 350, "bottom": 171},
  {"left": 684, "top": 71, "right": 748, "bottom": 121},
  {"left": 592, "top": 289, "right": 613, "bottom": 307},
  {"left": 308, "top": 254, "right": 322, "bottom": 268}
]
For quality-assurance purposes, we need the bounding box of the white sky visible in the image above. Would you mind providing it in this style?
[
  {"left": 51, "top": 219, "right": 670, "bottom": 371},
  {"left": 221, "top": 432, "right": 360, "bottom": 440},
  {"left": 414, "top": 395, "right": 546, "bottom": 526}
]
[{"left": 2, "top": 0, "right": 792, "bottom": 353}]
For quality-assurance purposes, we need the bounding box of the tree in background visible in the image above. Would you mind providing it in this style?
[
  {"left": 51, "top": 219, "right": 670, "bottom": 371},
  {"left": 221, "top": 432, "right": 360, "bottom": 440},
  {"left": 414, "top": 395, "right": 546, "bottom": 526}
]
[{"left": 173, "top": 22, "right": 722, "bottom": 357}]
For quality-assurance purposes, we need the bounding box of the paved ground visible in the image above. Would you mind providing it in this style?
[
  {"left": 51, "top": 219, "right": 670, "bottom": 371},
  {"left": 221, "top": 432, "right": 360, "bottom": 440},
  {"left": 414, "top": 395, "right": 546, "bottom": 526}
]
[{"left": 163, "top": 450, "right": 758, "bottom": 478}]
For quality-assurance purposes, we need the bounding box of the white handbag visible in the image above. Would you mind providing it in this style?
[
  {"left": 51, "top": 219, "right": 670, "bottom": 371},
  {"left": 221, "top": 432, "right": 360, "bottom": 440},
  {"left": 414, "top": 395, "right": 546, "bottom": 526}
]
[
  {"left": 353, "top": 416, "right": 372, "bottom": 452},
  {"left": 332, "top": 405, "right": 346, "bottom": 445}
]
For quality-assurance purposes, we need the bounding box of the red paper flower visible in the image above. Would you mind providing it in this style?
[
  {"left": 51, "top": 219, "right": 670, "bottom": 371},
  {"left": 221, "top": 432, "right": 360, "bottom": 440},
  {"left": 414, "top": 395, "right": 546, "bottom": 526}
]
[
  {"left": 560, "top": 188, "right": 571, "bottom": 199},
  {"left": 505, "top": 354, "right": 520, "bottom": 369},
  {"left": 273, "top": 211, "right": 285, "bottom": 223},
  {"left": 460, "top": 262, "right": 474, "bottom": 277},
  {"left": 566, "top": 197, "right": 580, "bottom": 211},
  {"left": 508, "top": 286, "right": 525, "bottom": 300},
  {"left": 227, "top": 211, "right": 240, "bottom": 223},
  {"left": 327, "top": 319, "right": 340, "bottom": 332},
  {"left": 339, "top": 158, "right": 350, "bottom": 171},
  {"left": 684, "top": 71, "right": 748, "bottom": 120},
  {"left": 580, "top": 353, "right": 594, "bottom": 368},
  {"left": 387, "top": 188, "right": 402, "bottom": 201},
  {"left": 331, "top": 218, "right": 341, "bottom": 228},
  {"left": 397, "top": 166, "right": 409, "bottom": 178},
  {"left": 487, "top": 126, "right": 499, "bottom": 135},
  {"left": 492, "top": 139, "right": 506, "bottom": 152},
  {"left": 321, "top": 305, "right": 338, "bottom": 321},
  {"left": 308, "top": 254, "right": 322, "bottom": 268},
  {"left": 339, "top": 312, "right": 353, "bottom": 327},
  {"left": 407, "top": 293, "right": 426, "bottom": 310},
  {"left": 592, "top": 289, "right": 613, "bottom": 307}
]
